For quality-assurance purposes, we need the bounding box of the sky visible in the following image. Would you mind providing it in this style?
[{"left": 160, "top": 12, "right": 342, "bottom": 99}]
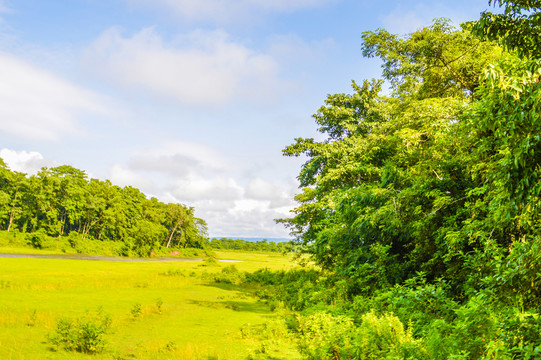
[{"left": 0, "top": 0, "right": 495, "bottom": 238}]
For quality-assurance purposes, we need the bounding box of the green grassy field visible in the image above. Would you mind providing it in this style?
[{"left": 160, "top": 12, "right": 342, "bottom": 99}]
[{"left": 0, "top": 251, "right": 301, "bottom": 360}]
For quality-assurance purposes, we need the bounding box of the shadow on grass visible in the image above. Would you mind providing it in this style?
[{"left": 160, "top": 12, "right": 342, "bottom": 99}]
[
  {"left": 202, "top": 281, "right": 258, "bottom": 293},
  {"left": 187, "top": 298, "right": 270, "bottom": 314}
]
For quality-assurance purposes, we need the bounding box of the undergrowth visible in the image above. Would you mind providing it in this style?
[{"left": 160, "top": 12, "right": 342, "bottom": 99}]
[{"left": 48, "top": 309, "right": 111, "bottom": 354}]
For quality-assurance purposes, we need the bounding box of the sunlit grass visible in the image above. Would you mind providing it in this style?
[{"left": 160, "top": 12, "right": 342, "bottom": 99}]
[{"left": 0, "top": 251, "right": 302, "bottom": 359}]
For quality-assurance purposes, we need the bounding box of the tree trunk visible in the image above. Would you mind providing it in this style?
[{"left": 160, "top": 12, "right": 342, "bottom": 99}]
[
  {"left": 166, "top": 224, "right": 179, "bottom": 248},
  {"left": 7, "top": 190, "right": 19, "bottom": 232},
  {"left": 166, "top": 216, "right": 183, "bottom": 248},
  {"left": 6, "top": 212, "right": 13, "bottom": 232}
]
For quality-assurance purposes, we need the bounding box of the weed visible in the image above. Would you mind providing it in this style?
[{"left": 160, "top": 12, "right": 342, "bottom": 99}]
[
  {"left": 159, "top": 268, "right": 185, "bottom": 277},
  {"left": 155, "top": 298, "right": 163, "bottom": 313},
  {"left": 48, "top": 309, "right": 111, "bottom": 354},
  {"left": 26, "top": 310, "right": 38, "bottom": 327},
  {"left": 214, "top": 265, "right": 245, "bottom": 284},
  {"left": 200, "top": 257, "right": 219, "bottom": 267},
  {"left": 130, "top": 303, "right": 142, "bottom": 319},
  {"left": 164, "top": 341, "right": 176, "bottom": 352}
]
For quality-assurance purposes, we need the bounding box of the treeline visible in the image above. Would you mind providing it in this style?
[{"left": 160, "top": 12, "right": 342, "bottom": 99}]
[
  {"left": 267, "top": 1, "right": 541, "bottom": 358},
  {"left": 207, "top": 238, "right": 288, "bottom": 252},
  {"left": 0, "top": 162, "right": 207, "bottom": 256}
]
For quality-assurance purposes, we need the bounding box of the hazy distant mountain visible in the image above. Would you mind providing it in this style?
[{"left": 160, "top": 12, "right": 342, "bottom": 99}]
[{"left": 211, "top": 237, "right": 292, "bottom": 243}]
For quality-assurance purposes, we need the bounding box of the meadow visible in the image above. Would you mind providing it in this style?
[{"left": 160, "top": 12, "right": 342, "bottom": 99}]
[{"left": 0, "top": 250, "right": 301, "bottom": 360}]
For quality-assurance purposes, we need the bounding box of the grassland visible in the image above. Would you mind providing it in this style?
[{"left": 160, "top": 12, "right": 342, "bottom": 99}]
[{"left": 0, "top": 250, "right": 301, "bottom": 360}]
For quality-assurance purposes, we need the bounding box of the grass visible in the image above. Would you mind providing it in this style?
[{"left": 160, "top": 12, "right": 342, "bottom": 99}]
[{"left": 0, "top": 250, "right": 302, "bottom": 359}]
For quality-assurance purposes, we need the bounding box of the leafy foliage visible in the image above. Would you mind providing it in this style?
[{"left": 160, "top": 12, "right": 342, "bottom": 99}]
[
  {"left": 271, "top": 1, "right": 541, "bottom": 358},
  {"left": 472, "top": 0, "right": 541, "bottom": 59},
  {"left": 280, "top": 19, "right": 501, "bottom": 292},
  {"left": 48, "top": 309, "right": 111, "bottom": 354},
  {"left": 207, "top": 237, "right": 289, "bottom": 252},
  {"left": 0, "top": 163, "right": 208, "bottom": 256}
]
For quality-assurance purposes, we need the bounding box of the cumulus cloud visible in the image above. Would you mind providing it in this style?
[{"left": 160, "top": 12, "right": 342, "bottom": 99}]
[
  {"left": 206, "top": 198, "right": 293, "bottom": 237},
  {"left": 0, "top": 53, "right": 108, "bottom": 141},
  {"left": 0, "top": 148, "right": 50, "bottom": 175},
  {"left": 245, "top": 177, "right": 294, "bottom": 208},
  {"left": 83, "top": 27, "right": 280, "bottom": 105},
  {"left": 109, "top": 164, "right": 154, "bottom": 190},
  {"left": 124, "top": 0, "right": 335, "bottom": 23},
  {"left": 166, "top": 176, "right": 296, "bottom": 237},
  {"left": 105, "top": 139, "right": 298, "bottom": 237},
  {"left": 170, "top": 175, "right": 243, "bottom": 201},
  {"left": 245, "top": 178, "right": 282, "bottom": 199},
  {"left": 128, "top": 140, "right": 229, "bottom": 177}
]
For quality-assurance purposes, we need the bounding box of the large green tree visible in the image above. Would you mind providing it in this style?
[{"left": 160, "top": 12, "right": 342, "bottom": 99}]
[
  {"left": 281, "top": 19, "right": 501, "bottom": 292},
  {"left": 472, "top": 0, "right": 541, "bottom": 59}
]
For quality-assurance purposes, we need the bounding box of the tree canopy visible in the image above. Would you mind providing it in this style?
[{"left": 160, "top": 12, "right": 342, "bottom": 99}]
[
  {"left": 0, "top": 162, "right": 207, "bottom": 256},
  {"left": 281, "top": 18, "right": 502, "bottom": 292},
  {"left": 272, "top": 1, "right": 541, "bottom": 357}
]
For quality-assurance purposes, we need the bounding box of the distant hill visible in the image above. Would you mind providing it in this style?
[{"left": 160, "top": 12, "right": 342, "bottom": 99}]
[{"left": 211, "top": 237, "right": 292, "bottom": 243}]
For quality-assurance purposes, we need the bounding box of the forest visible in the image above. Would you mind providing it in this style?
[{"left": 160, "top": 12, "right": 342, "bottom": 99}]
[
  {"left": 0, "top": 162, "right": 208, "bottom": 256},
  {"left": 1, "top": 0, "right": 541, "bottom": 358},
  {"left": 266, "top": 0, "right": 541, "bottom": 358}
]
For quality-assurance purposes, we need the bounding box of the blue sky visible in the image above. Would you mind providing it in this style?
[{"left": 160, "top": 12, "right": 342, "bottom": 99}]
[{"left": 0, "top": 0, "right": 494, "bottom": 237}]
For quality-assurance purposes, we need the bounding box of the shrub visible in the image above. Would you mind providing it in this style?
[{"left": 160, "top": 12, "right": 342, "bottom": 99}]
[
  {"left": 130, "top": 303, "right": 142, "bottom": 319},
  {"left": 214, "top": 265, "right": 245, "bottom": 284},
  {"left": 159, "top": 268, "right": 186, "bottom": 277},
  {"left": 295, "top": 312, "right": 357, "bottom": 359},
  {"left": 155, "top": 298, "right": 163, "bottom": 313},
  {"left": 294, "top": 311, "right": 429, "bottom": 359},
  {"left": 200, "top": 257, "right": 219, "bottom": 267},
  {"left": 48, "top": 310, "right": 111, "bottom": 354},
  {"left": 27, "top": 231, "right": 45, "bottom": 249},
  {"left": 355, "top": 311, "right": 428, "bottom": 359}
]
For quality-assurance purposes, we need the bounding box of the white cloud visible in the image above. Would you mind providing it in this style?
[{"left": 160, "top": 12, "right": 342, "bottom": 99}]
[
  {"left": 83, "top": 27, "right": 280, "bottom": 105},
  {"left": 244, "top": 177, "right": 295, "bottom": 208},
  {"left": 0, "top": 52, "right": 108, "bottom": 141},
  {"left": 128, "top": 140, "right": 229, "bottom": 177},
  {"left": 109, "top": 164, "right": 154, "bottom": 190},
  {"left": 0, "top": 148, "right": 50, "bottom": 175},
  {"left": 124, "top": 0, "right": 335, "bottom": 23},
  {"left": 207, "top": 199, "right": 293, "bottom": 237},
  {"left": 170, "top": 175, "right": 243, "bottom": 201},
  {"left": 245, "top": 178, "right": 284, "bottom": 200},
  {"left": 103, "top": 138, "right": 299, "bottom": 238}
]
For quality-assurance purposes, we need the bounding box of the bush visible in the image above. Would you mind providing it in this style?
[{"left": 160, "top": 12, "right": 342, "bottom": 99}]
[
  {"left": 295, "top": 312, "right": 357, "bottom": 359},
  {"left": 293, "top": 311, "right": 429, "bottom": 359},
  {"left": 355, "top": 311, "right": 428, "bottom": 359},
  {"left": 130, "top": 303, "right": 142, "bottom": 319},
  {"left": 27, "top": 231, "right": 45, "bottom": 249},
  {"left": 214, "top": 265, "right": 245, "bottom": 284},
  {"left": 200, "top": 257, "right": 219, "bottom": 267},
  {"left": 48, "top": 309, "right": 111, "bottom": 354}
]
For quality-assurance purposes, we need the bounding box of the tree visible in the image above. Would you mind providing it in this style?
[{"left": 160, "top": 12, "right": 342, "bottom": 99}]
[
  {"left": 163, "top": 203, "right": 187, "bottom": 248},
  {"left": 280, "top": 19, "right": 501, "bottom": 291},
  {"left": 130, "top": 219, "right": 168, "bottom": 257},
  {"left": 472, "top": 0, "right": 541, "bottom": 59},
  {"left": 0, "top": 160, "right": 27, "bottom": 232},
  {"left": 0, "top": 158, "right": 209, "bottom": 254}
]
